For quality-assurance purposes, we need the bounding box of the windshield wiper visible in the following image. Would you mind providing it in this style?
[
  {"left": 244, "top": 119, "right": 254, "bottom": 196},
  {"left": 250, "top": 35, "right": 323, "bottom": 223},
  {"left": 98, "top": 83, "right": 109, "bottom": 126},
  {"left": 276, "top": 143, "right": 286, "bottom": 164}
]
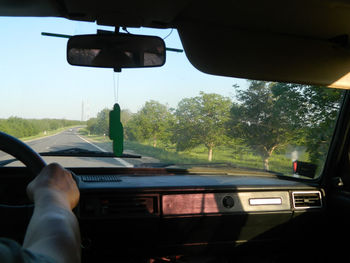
[
  {"left": 39, "top": 148, "right": 141, "bottom": 158},
  {"left": 135, "top": 162, "right": 237, "bottom": 168},
  {"left": 134, "top": 162, "right": 175, "bottom": 168},
  {"left": 135, "top": 162, "right": 285, "bottom": 176}
]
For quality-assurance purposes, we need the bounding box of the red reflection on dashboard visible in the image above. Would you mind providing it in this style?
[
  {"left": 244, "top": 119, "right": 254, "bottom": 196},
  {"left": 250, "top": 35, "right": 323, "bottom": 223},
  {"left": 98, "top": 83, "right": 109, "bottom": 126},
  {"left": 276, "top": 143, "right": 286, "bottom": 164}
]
[{"left": 162, "top": 194, "right": 219, "bottom": 215}]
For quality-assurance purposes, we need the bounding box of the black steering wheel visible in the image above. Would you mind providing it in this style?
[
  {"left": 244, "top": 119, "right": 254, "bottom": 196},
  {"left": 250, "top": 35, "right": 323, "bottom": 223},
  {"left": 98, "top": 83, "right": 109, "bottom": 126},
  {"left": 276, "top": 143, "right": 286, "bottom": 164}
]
[{"left": 0, "top": 131, "right": 46, "bottom": 176}]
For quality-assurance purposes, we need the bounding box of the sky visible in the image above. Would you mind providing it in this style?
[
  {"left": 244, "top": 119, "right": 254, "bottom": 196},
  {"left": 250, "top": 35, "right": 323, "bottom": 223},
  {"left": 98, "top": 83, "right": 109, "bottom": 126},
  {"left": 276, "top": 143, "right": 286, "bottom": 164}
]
[{"left": 0, "top": 17, "right": 248, "bottom": 120}]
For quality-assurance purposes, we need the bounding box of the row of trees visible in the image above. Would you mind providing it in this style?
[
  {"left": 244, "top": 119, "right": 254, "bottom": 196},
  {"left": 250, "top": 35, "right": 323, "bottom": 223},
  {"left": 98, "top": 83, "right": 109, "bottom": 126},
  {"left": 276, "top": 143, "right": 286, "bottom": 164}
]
[
  {"left": 0, "top": 117, "right": 82, "bottom": 138},
  {"left": 229, "top": 81, "right": 342, "bottom": 169},
  {"left": 86, "top": 108, "right": 132, "bottom": 136},
  {"left": 87, "top": 81, "right": 344, "bottom": 170}
]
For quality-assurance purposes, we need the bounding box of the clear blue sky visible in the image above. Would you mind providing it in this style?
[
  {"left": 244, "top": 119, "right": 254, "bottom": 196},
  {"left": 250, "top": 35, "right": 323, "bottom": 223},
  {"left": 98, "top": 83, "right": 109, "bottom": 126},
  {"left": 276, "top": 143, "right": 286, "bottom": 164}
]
[{"left": 0, "top": 17, "right": 248, "bottom": 120}]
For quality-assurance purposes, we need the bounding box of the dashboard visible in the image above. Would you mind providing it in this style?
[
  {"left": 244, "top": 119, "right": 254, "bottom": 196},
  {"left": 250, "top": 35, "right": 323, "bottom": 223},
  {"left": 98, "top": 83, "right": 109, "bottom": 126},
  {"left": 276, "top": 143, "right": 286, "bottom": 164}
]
[
  {"left": 77, "top": 173, "right": 322, "bottom": 218},
  {"left": 70, "top": 168, "right": 325, "bottom": 259},
  {"left": 0, "top": 167, "right": 325, "bottom": 261}
]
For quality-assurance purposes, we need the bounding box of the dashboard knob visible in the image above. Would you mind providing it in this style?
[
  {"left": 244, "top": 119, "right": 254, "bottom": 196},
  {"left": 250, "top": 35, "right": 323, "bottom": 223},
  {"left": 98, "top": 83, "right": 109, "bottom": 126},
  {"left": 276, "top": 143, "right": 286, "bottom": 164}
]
[{"left": 222, "top": 195, "right": 234, "bottom": 208}]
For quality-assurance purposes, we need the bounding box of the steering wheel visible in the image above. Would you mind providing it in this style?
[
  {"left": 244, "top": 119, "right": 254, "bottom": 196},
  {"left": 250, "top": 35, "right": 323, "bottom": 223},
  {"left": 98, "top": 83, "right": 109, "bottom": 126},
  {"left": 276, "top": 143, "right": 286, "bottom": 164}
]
[{"left": 0, "top": 131, "right": 46, "bottom": 176}]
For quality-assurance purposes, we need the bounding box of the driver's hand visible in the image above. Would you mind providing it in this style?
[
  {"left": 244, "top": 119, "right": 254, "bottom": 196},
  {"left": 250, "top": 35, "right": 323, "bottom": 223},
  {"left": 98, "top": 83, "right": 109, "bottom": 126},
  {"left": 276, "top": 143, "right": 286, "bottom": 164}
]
[{"left": 26, "top": 163, "right": 80, "bottom": 210}]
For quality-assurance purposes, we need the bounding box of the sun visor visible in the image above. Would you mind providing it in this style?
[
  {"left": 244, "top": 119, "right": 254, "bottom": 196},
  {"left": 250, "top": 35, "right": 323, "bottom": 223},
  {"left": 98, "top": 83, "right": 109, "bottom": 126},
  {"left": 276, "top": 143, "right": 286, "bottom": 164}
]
[
  {"left": 0, "top": 0, "right": 63, "bottom": 17},
  {"left": 178, "top": 22, "right": 350, "bottom": 89}
]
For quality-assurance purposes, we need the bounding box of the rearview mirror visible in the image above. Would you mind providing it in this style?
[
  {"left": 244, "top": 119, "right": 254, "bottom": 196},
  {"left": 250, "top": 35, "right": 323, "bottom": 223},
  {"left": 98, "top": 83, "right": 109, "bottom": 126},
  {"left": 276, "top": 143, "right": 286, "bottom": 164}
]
[{"left": 67, "top": 34, "right": 166, "bottom": 69}]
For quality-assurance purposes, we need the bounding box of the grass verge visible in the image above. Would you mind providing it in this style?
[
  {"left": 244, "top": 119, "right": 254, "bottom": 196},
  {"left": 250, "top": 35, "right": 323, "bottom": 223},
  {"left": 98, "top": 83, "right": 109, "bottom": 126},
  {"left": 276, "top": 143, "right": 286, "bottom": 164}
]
[
  {"left": 80, "top": 129, "right": 296, "bottom": 175},
  {"left": 124, "top": 141, "right": 293, "bottom": 174}
]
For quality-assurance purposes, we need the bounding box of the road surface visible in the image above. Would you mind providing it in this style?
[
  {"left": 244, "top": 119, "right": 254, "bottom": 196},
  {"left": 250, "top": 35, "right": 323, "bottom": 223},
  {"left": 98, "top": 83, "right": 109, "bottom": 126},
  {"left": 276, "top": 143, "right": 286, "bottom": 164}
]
[{"left": 0, "top": 128, "right": 151, "bottom": 168}]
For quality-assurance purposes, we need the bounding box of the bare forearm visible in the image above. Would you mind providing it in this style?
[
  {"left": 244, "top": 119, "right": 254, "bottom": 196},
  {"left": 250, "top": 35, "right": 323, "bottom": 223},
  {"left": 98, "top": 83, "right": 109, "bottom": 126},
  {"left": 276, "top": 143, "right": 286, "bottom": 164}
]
[{"left": 23, "top": 199, "right": 81, "bottom": 263}]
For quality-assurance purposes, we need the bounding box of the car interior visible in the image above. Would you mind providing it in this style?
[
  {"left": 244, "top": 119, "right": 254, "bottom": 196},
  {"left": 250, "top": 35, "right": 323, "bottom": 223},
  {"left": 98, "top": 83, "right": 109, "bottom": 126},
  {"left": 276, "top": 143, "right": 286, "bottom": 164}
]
[{"left": 2, "top": 1, "right": 350, "bottom": 262}]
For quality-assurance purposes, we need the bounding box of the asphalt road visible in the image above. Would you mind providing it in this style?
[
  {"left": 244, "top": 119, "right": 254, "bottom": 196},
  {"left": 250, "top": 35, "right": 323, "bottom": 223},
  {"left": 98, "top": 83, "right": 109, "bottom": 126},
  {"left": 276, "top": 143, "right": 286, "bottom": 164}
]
[{"left": 0, "top": 128, "right": 149, "bottom": 168}]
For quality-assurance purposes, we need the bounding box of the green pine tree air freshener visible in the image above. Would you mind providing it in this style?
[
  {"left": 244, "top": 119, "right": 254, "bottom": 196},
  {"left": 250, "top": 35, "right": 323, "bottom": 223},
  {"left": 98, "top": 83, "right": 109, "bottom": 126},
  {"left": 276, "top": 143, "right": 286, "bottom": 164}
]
[{"left": 109, "top": 103, "right": 123, "bottom": 156}]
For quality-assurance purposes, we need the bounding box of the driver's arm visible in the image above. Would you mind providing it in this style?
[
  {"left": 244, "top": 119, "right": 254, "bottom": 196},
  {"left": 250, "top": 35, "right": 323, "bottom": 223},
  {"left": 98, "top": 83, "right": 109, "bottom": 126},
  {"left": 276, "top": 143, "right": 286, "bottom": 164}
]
[{"left": 23, "top": 163, "right": 81, "bottom": 263}]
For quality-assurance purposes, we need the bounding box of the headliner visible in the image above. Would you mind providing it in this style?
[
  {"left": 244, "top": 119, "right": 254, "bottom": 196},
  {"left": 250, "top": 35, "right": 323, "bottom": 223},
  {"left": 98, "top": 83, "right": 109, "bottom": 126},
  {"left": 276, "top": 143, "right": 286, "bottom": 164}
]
[{"left": 3, "top": 0, "right": 350, "bottom": 88}]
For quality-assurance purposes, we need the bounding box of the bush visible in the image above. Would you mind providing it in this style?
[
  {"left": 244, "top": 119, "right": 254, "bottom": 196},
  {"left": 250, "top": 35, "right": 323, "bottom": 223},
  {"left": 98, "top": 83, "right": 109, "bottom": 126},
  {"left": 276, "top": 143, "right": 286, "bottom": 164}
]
[{"left": 0, "top": 117, "right": 82, "bottom": 138}]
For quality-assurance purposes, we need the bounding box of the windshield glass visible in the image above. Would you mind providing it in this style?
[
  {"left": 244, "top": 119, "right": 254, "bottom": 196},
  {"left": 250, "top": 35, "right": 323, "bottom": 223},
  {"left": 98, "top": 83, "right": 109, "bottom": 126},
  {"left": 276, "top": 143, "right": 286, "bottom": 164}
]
[{"left": 0, "top": 17, "right": 345, "bottom": 179}]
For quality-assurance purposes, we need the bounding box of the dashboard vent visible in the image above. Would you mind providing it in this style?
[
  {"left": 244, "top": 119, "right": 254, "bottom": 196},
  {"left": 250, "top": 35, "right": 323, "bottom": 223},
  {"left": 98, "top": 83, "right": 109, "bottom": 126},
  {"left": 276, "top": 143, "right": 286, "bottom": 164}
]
[
  {"left": 81, "top": 175, "right": 121, "bottom": 182},
  {"left": 80, "top": 195, "right": 158, "bottom": 218},
  {"left": 292, "top": 191, "right": 322, "bottom": 209},
  {"left": 103, "top": 196, "right": 157, "bottom": 216}
]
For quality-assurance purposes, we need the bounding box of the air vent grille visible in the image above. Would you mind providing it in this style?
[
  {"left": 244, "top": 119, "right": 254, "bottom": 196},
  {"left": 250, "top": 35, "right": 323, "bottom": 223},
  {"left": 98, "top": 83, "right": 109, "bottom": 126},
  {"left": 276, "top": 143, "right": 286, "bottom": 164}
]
[
  {"left": 292, "top": 191, "right": 322, "bottom": 209},
  {"left": 103, "top": 196, "right": 156, "bottom": 215},
  {"left": 80, "top": 195, "right": 158, "bottom": 218},
  {"left": 81, "top": 175, "right": 121, "bottom": 182}
]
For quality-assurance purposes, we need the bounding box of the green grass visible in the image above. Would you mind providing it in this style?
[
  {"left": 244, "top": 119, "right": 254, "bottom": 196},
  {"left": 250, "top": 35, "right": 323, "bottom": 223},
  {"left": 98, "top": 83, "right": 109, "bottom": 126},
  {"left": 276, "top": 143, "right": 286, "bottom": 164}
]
[
  {"left": 78, "top": 129, "right": 113, "bottom": 151},
  {"left": 125, "top": 140, "right": 209, "bottom": 164},
  {"left": 124, "top": 140, "right": 295, "bottom": 175},
  {"left": 80, "top": 132, "right": 302, "bottom": 175}
]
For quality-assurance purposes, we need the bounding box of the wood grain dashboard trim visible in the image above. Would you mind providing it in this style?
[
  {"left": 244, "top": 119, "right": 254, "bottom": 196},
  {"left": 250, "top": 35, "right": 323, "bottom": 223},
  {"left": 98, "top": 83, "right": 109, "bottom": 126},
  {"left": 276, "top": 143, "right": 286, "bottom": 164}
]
[{"left": 162, "top": 191, "right": 291, "bottom": 215}]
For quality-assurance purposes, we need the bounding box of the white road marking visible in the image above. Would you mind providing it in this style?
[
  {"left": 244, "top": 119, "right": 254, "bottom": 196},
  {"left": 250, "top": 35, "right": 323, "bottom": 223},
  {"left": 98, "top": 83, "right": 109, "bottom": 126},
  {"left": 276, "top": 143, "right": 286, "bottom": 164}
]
[
  {"left": 76, "top": 135, "right": 133, "bottom": 168},
  {"left": 112, "top": 157, "right": 134, "bottom": 168},
  {"left": 77, "top": 135, "right": 107, "bottom": 152}
]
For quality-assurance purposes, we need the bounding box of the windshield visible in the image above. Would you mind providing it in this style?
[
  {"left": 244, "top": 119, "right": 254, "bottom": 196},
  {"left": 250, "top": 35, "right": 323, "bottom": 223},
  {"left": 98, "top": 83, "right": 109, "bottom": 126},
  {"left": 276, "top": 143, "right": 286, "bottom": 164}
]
[{"left": 0, "top": 17, "right": 345, "bottom": 179}]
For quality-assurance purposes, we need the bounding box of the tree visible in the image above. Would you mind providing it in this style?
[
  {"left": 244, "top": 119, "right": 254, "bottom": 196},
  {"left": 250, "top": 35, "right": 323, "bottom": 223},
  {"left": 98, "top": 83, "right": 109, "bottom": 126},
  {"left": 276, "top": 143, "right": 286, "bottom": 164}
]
[
  {"left": 229, "top": 81, "right": 304, "bottom": 170},
  {"left": 121, "top": 109, "right": 133, "bottom": 125},
  {"left": 271, "top": 83, "right": 343, "bottom": 164},
  {"left": 95, "top": 108, "right": 110, "bottom": 135},
  {"left": 0, "top": 117, "right": 82, "bottom": 138},
  {"left": 86, "top": 108, "right": 110, "bottom": 135},
  {"left": 125, "top": 100, "right": 173, "bottom": 147},
  {"left": 173, "top": 92, "right": 232, "bottom": 161},
  {"left": 86, "top": 118, "right": 98, "bottom": 135},
  {"left": 229, "top": 81, "right": 344, "bottom": 170},
  {"left": 86, "top": 108, "right": 134, "bottom": 137}
]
